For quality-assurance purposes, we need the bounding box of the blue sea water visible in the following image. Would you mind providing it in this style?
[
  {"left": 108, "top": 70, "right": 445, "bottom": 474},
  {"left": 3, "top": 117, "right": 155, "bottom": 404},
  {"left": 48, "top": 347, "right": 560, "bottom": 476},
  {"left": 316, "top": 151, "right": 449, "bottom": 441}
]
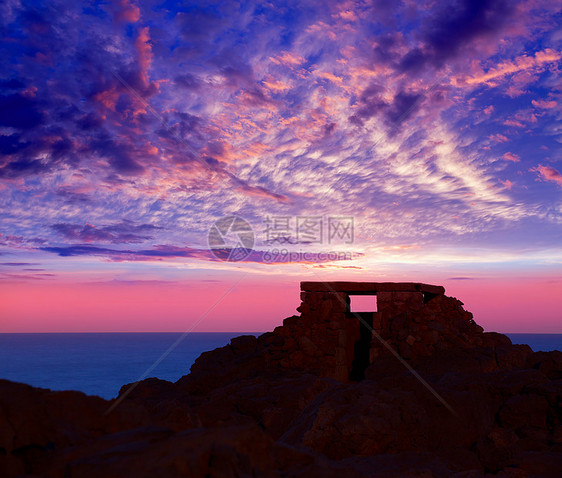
[
  {"left": 0, "top": 333, "right": 560, "bottom": 400},
  {"left": 506, "top": 334, "right": 562, "bottom": 353},
  {"left": 0, "top": 332, "right": 255, "bottom": 399}
]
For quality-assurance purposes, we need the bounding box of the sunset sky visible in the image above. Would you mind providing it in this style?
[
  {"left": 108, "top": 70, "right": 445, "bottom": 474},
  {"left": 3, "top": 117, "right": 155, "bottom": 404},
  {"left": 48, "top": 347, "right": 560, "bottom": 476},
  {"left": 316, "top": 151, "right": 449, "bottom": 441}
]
[{"left": 1, "top": 0, "right": 561, "bottom": 333}]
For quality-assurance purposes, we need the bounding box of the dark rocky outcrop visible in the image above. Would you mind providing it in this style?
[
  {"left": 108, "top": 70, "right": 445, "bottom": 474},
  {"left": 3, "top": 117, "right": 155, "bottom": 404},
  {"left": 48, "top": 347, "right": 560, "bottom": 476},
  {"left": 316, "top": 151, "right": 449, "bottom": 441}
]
[{"left": 1, "top": 282, "right": 561, "bottom": 477}]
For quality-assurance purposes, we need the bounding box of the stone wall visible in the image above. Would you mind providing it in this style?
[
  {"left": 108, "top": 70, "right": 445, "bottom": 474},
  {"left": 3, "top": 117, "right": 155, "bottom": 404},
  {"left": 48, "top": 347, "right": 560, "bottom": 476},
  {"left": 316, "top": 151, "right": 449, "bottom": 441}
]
[{"left": 269, "top": 282, "right": 483, "bottom": 381}]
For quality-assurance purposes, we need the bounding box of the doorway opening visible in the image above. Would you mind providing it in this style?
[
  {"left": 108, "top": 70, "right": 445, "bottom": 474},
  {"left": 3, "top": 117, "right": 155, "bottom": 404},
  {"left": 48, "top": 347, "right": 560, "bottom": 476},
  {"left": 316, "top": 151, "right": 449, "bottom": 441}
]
[{"left": 348, "top": 294, "right": 377, "bottom": 381}]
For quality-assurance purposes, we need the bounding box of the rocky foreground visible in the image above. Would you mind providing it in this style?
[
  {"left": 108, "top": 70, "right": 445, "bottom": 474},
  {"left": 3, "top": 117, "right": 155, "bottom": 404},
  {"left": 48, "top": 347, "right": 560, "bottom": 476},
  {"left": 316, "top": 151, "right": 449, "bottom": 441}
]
[{"left": 1, "top": 283, "right": 562, "bottom": 477}]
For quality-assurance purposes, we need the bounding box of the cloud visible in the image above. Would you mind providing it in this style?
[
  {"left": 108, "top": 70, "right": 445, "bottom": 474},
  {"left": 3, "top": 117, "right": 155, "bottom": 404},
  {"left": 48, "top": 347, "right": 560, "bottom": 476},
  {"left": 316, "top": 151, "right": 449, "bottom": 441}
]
[
  {"left": 135, "top": 27, "right": 153, "bottom": 88},
  {"left": 52, "top": 221, "right": 161, "bottom": 244},
  {"left": 231, "top": 177, "right": 290, "bottom": 203},
  {"left": 88, "top": 136, "right": 145, "bottom": 174},
  {"left": 500, "top": 179, "right": 513, "bottom": 190},
  {"left": 0, "top": 262, "right": 40, "bottom": 266},
  {"left": 457, "top": 49, "right": 561, "bottom": 87},
  {"left": 0, "top": 234, "right": 46, "bottom": 247},
  {"left": 40, "top": 244, "right": 208, "bottom": 261},
  {"left": 503, "top": 119, "right": 525, "bottom": 127},
  {"left": 532, "top": 99, "right": 557, "bottom": 109},
  {"left": 399, "top": 0, "right": 515, "bottom": 72},
  {"left": 174, "top": 73, "right": 202, "bottom": 90},
  {"left": 0, "top": 272, "right": 55, "bottom": 281},
  {"left": 503, "top": 152, "right": 520, "bottom": 162},
  {"left": 269, "top": 51, "right": 306, "bottom": 67},
  {"left": 112, "top": 0, "right": 141, "bottom": 24},
  {"left": 385, "top": 91, "right": 423, "bottom": 125},
  {"left": 40, "top": 243, "right": 358, "bottom": 265},
  {"left": 316, "top": 71, "right": 343, "bottom": 85},
  {"left": 429, "top": 0, "right": 511, "bottom": 56},
  {"left": 489, "top": 134, "right": 509, "bottom": 143},
  {"left": 532, "top": 165, "right": 562, "bottom": 187}
]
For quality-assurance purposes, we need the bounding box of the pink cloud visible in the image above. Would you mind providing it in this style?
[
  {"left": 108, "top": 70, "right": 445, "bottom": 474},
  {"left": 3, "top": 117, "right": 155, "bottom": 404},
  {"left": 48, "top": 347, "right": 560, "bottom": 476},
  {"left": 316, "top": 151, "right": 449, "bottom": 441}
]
[
  {"left": 135, "top": 27, "right": 153, "bottom": 88},
  {"left": 504, "top": 70, "right": 538, "bottom": 98},
  {"left": 262, "top": 76, "right": 292, "bottom": 93},
  {"left": 503, "top": 152, "right": 520, "bottom": 162},
  {"left": 316, "top": 71, "right": 344, "bottom": 84},
  {"left": 269, "top": 51, "right": 305, "bottom": 67},
  {"left": 21, "top": 86, "right": 37, "bottom": 98},
  {"left": 500, "top": 110, "right": 538, "bottom": 129},
  {"left": 503, "top": 119, "right": 525, "bottom": 127},
  {"left": 533, "top": 165, "right": 562, "bottom": 186},
  {"left": 93, "top": 87, "right": 120, "bottom": 112},
  {"left": 513, "top": 110, "right": 538, "bottom": 123},
  {"left": 488, "top": 133, "right": 509, "bottom": 143},
  {"left": 532, "top": 99, "right": 557, "bottom": 109},
  {"left": 234, "top": 183, "right": 290, "bottom": 203},
  {"left": 336, "top": 10, "right": 359, "bottom": 22},
  {"left": 306, "top": 21, "right": 338, "bottom": 40},
  {"left": 91, "top": 27, "right": 158, "bottom": 121},
  {"left": 113, "top": 0, "right": 141, "bottom": 23},
  {"left": 500, "top": 179, "right": 513, "bottom": 190},
  {"left": 459, "top": 49, "right": 561, "bottom": 87}
]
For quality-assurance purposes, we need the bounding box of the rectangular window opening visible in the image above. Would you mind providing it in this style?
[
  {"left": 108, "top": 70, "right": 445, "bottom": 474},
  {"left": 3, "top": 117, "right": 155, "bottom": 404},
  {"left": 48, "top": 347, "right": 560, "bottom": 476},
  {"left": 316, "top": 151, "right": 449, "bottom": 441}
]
[{"left": 349, "top": 294, "right": 377, "bottom": 313}]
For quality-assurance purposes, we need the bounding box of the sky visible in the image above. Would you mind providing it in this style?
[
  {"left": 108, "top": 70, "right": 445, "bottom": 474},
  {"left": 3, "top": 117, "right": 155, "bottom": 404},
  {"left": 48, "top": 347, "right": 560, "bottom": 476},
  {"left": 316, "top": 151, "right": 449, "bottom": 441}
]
[{"left": 0, "top": 0, "right": 561, "bottom": 333}]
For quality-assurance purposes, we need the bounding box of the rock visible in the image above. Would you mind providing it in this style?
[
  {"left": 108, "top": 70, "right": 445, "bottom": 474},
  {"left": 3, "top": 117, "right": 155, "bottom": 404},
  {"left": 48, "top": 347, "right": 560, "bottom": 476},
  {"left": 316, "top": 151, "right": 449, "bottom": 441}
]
[
  {"left": 474, "top": 427, "right": 518, "bottom": 473},
  {"left": 516, "top": 451, "right": 562, "bottom": 477},
  {"left": 498, "top": 394, "right": 549, "bottom": 429},
  {"left": 230, "top": 334, "right": 258, "bottom": 354},
  {"left": 528, "top": 350, "right": 562, "bottom": 380},
  {"left": 0, "top": 380, "right": 147, "bottom": 475}
]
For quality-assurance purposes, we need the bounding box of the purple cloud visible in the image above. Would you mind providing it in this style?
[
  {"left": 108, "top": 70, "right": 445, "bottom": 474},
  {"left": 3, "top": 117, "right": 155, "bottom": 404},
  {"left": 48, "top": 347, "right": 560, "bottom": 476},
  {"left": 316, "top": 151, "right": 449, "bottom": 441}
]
[
  {"left": 40, "top": 243, "right": 359, "bottom": 265},
  {"left": 0, "top": 262, "right": 40, "bottom": 266},
  {"left": 52, "top": 221, "right": 161, "bottom": 244},
  {"left": 421, "top": 0, "right": 513, "bottom": 68}
]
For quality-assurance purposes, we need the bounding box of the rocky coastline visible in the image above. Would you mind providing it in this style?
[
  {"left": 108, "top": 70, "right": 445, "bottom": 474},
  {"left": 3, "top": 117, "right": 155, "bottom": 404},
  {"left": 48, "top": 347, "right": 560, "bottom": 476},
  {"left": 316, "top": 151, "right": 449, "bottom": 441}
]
[{"left": 1, "top": 282, "right": 561, "bottom": 477}]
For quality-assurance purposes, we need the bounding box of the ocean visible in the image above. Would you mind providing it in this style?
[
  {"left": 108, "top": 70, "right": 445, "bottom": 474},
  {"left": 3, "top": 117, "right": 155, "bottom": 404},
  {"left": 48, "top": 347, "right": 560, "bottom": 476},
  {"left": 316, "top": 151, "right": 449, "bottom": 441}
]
[
  {"left": 0, "top": 332, "right": 250, "bottom": 399},
  {"left": 0, "top": 332, "right": 560, "bottom": 400}
]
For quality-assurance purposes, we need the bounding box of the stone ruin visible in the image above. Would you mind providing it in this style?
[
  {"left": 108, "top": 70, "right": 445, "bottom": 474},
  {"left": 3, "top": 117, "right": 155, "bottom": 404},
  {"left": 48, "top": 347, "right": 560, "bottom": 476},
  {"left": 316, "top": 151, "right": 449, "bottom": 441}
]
[
  {"left": 192, "top": 280, "right": 509, "bottom": 387},
  {"left": 268, "top": 281, "right": 486, "bottom": 381}
]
